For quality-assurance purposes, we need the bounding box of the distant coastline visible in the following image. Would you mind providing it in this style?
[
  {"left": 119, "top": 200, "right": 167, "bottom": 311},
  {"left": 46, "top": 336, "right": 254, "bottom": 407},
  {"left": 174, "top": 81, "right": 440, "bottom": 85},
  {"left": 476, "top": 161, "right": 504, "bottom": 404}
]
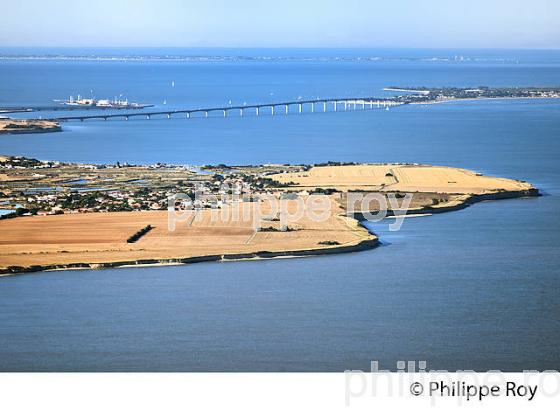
[
  {"left": 409, "top": 96, "right": 560, "bottom": 105},
  {"left": 0, "top": 54, "right": 523, "bottom": 63}
]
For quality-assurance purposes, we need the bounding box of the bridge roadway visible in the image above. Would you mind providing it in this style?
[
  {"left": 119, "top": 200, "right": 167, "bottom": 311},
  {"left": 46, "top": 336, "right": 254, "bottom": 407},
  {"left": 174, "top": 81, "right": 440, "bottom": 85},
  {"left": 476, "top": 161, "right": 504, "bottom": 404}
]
[
  {"left": 0, "top": 105, "right": 153, "bottom": 114},
  {"left": 46, "top": 97, "right": 405, "bottom": 122}
]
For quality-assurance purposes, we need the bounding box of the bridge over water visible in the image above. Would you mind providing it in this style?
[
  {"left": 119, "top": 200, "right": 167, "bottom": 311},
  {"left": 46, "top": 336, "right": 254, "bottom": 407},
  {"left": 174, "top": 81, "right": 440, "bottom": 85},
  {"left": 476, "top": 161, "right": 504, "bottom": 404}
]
[{"left": 47, "top": 97, "right": 406, "bottom": 122}]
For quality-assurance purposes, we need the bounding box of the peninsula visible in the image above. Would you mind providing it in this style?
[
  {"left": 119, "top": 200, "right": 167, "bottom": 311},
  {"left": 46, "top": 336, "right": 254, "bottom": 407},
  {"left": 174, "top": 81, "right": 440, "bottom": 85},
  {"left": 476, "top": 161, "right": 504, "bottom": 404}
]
[
  {"left": 0, "top": 157, "right": 537, "bottom": 274},
  {"left": 0, "top": 119, "right": 61, "bottom": 135},
  {"left": 385, "top": 86, "right": 560, "bottom": 104}
]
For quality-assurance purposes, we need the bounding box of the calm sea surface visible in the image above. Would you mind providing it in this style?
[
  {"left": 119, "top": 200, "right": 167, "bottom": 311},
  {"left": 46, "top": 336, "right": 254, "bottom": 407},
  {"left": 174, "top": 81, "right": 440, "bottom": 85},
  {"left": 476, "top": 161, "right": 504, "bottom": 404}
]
[{"left": 0, "top": 49, "right": 559, "bottom": 371}]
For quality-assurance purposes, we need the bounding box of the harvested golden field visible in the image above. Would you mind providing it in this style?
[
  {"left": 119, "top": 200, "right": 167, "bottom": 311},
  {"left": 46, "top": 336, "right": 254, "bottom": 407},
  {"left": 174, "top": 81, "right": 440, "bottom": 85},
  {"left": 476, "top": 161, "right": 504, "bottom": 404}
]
[
  {"left": 0, "top": 198, "right": 374, "bottom": 271},
  {"left": 270, "top": 164, "right": 533, "bottom": 194}
]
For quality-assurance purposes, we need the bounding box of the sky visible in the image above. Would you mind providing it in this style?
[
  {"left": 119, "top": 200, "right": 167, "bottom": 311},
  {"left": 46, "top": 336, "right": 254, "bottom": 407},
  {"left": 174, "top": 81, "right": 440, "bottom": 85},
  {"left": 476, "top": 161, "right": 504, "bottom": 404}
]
[{"left": 0, "top": 0, "right": 559, "bottom": 49}]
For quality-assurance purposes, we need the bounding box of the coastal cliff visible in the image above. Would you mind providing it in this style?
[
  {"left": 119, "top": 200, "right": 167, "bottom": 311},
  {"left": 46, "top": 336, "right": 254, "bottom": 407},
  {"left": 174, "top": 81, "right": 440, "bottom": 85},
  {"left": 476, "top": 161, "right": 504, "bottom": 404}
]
[
  {"left": 1, "top": 237, "right": 380, "bottom": 275},
  {"left": 351, "top": 188, "right": 540, "bottom": 220}
]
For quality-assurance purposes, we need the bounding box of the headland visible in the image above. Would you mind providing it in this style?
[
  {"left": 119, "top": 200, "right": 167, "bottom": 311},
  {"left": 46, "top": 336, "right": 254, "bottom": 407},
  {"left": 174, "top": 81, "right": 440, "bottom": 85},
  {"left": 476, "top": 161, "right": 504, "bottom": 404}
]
[
  {"left": 0, "top": 119, "right": 61, "bottom": 135},
  {"left": 0, "top": 157, "right": 538, "bottom": 274}
]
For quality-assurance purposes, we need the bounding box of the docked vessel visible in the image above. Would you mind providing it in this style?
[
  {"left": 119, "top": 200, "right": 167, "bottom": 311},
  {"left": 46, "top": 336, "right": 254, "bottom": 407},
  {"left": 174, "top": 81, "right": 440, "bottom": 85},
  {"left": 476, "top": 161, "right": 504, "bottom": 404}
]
[{"left": 60, "top": 95, "right": 150, "bottom": 109}]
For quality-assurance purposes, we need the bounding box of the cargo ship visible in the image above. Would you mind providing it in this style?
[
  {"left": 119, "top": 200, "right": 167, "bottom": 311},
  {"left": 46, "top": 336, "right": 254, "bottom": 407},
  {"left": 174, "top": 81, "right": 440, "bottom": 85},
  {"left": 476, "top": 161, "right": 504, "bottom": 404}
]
[{"left": 59, "top": 95, "right": 152, "bottom": 109}]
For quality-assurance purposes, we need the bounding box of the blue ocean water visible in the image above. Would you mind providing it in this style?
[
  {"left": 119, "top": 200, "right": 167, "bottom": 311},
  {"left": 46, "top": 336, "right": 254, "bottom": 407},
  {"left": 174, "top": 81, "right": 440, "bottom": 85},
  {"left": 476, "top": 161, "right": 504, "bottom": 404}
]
[{"left": 0, "top": 49, "right": 559, "bottom": 371}]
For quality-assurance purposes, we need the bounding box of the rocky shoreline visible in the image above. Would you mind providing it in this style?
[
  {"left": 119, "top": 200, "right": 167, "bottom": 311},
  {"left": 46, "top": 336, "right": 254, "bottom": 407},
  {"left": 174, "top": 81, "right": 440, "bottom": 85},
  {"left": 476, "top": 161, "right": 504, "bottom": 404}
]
[{"left": 351, "top": 188, "right": 539, "bottom": 221}]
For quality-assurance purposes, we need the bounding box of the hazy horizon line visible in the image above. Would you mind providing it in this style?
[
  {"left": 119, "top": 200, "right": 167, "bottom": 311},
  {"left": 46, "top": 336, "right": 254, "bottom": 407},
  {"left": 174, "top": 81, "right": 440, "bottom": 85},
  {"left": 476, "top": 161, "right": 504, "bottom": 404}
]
[{"left": 1, "top": 46, "right": 560, "bottom": 51}]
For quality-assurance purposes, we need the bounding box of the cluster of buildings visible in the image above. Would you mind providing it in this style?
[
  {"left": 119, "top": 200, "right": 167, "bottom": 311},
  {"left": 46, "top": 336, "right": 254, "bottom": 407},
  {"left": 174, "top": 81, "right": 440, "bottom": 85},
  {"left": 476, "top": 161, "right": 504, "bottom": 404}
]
[
  {"left": 1, "top": 156, "right": 313, "bottom": 217},
  {"left": 14, "top": 187, "right": 174, "bottom": 215},
  {"left": 3, "top": 172, "right": 287, "bottom": 217}
]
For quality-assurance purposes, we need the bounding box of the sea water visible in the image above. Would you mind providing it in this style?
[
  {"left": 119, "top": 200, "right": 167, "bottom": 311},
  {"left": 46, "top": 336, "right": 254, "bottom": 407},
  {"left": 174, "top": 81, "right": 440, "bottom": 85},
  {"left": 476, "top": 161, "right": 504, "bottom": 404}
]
[{"left": 0, "top": 48, "right": 559, "bottom": 371}]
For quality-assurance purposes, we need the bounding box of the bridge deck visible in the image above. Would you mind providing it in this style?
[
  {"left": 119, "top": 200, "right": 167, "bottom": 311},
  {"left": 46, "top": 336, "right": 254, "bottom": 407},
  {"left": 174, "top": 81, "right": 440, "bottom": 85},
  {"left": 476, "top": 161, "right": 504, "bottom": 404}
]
[{"left": 41, "top": 97, "right": 405, "bottom": 122}]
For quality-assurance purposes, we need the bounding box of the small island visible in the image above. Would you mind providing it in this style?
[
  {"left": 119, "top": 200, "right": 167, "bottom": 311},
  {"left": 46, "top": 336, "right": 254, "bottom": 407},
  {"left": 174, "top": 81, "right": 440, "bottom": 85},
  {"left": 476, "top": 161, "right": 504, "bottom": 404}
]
[
  {"left": 0, "top": 157, "right": 538, "bottom": 274},
  {"left": 0, "top": 119, "right": 61, "bottom": 135}
]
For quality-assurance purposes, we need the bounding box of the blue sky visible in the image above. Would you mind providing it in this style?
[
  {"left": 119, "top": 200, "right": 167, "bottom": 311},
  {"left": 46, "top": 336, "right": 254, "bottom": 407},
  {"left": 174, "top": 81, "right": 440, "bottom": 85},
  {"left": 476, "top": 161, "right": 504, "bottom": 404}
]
[{"left": 1, "top": 0, "right": 558, "bottom": 48}]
